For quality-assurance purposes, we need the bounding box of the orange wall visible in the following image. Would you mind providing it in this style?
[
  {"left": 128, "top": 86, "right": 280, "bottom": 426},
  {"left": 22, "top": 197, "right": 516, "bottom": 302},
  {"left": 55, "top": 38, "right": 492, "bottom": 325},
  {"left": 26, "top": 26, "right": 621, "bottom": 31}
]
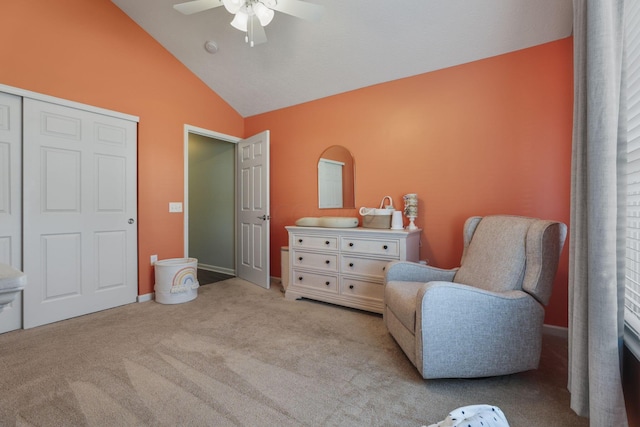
[
  {"left": 0, "top": 0, "right": 244, "bottom": 296},
  {"left": 246, "top": 38, "right": 573, "bottom": 327},
  {"left": 0, "top": 1, "right": 573, "bottom": 326}
]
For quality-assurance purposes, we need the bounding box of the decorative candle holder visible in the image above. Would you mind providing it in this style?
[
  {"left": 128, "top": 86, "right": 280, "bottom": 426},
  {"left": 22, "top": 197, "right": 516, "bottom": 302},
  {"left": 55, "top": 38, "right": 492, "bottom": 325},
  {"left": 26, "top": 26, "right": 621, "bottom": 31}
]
[
  {"left": 407, "top": 215, "right": 417, "bottom": 230},
  {"left": 403, "top": 193, "right": 418, "bottom": 230}
]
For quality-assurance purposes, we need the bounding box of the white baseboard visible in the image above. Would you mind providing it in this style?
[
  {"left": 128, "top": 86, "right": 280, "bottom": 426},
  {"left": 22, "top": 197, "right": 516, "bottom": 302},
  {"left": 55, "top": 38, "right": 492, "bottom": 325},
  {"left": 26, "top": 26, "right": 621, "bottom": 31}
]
[
  {"left": 197, "top": 263, "right": 235, "bottom": 276},
  {"left": 543, "top": 324, "right": 568, "bottom": 339},
  {"left": 137, "top": 293, "right": 154, "bottom": 303}
]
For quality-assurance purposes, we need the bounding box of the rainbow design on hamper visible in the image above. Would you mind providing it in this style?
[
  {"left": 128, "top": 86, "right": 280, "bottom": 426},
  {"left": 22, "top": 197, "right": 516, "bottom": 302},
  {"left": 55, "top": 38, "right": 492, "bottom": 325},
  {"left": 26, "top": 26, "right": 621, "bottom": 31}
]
[{"left": 170, "top": 266, "right": 199, "bottom": 294}]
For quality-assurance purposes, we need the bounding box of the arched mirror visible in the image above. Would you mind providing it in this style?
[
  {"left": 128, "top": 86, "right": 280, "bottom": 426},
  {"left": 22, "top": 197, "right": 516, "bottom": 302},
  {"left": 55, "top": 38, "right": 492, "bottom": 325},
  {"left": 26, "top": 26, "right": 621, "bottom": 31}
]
[{"left": 318, "top": 145, "right": 355, "bottom": 209}]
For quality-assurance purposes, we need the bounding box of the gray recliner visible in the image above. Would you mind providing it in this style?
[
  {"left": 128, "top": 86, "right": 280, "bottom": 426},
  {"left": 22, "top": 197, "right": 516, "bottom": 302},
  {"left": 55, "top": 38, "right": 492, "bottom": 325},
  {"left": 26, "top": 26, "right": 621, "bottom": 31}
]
[{"left": 383, "top": 215, "right": 567, "bottom": 379}]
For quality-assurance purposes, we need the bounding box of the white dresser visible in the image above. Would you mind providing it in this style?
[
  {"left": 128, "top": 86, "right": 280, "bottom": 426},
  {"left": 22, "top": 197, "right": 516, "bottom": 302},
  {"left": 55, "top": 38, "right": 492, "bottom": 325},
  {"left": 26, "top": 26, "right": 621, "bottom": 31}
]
[{"left": 284, "top": 226, "right": 421, "bottom": 313}]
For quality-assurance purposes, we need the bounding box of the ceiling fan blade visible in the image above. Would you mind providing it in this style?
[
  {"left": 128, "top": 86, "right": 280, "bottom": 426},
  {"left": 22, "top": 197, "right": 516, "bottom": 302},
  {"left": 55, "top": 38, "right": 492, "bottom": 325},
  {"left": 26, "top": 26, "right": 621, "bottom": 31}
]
[
  {"left": 248, "top": 15, "right": 268, "bottom": 46},
  {"left": 173, "top": 0, "right": 224, "bottom": 15},
  {"left": 270, "top": 0, "right": 324, "bottom": 22}
]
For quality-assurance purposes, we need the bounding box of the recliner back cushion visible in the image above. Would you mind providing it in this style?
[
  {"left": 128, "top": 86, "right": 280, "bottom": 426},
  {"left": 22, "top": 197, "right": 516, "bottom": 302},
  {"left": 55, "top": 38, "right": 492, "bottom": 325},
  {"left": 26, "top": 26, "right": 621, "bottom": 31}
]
[{"left": 453, "top": 216, "right": 533, "bottom": 292}]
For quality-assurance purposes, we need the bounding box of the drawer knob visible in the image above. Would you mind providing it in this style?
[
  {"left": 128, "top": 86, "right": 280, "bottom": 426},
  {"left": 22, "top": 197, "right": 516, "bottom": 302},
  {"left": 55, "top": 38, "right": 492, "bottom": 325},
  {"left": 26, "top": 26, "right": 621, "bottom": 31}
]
[
  {"left": 325, "top": 240, "right": 330, "bottom": 245},
  {"left": 349, "top": 284, "right": 354, "bottom": 290},
  {"left": 349, "top": 242, "right": 354, "bottom": 247},
  {"left": 298, "top": 257, "right": 303, "bottom": 261},
  {"left": 325, "top": 281, "right": 330, "bottom": 286},
  {"left": 349, "top": 263, "right": 354, "bottom": 267},
  {"left": 383, "top": 245, "right": 388, "bottom": 250},
  {"left": 298, "top": 276, "right": 303, "bottom": 281},
  {"left": 298, "top": 238, "right": 303, "bottom": 243},
  {"left": 325, "top": 260, "right": 330, "bottom": 264},
  {"left": 382, "top": 266, "right": 386, "bottom": 271}
]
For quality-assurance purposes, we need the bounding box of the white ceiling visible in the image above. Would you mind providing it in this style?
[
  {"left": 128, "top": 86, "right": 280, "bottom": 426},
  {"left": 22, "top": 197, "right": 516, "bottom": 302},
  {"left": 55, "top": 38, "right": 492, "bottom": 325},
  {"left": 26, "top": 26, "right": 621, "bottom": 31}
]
[{"left": 111, "top": 0, "right": 573, "bottom": 118}]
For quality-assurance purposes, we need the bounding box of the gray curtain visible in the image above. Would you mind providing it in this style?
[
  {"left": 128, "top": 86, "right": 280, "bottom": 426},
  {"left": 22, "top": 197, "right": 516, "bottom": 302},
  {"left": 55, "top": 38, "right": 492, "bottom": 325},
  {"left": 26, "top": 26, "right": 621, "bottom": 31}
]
[{"left": 569, "top": 0, "right": 628, "bottom": 425}]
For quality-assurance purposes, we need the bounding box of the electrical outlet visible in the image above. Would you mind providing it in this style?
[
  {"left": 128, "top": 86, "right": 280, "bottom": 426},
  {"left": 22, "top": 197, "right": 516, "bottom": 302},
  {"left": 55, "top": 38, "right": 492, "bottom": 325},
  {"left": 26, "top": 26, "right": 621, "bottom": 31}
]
[
  {"left": 169, "top": 202, "right": 183, "bottom": 213},
  {"left": 150, "top": 254, "right": 158, "bottom": 265}
]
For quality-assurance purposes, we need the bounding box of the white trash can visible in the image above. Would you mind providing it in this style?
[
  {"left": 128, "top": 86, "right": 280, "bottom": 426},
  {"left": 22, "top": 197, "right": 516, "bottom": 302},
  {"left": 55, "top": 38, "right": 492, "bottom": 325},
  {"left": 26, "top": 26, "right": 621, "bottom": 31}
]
[{"left": 154, "top": 258, "right": 199, "bottom": 304}]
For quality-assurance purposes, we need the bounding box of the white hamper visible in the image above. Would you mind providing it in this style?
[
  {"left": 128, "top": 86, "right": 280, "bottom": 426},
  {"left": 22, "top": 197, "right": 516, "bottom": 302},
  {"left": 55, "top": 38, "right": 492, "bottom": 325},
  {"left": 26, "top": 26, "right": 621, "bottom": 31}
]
[{"left": 154, "top": 258, "right": 199, "bottom": 304}]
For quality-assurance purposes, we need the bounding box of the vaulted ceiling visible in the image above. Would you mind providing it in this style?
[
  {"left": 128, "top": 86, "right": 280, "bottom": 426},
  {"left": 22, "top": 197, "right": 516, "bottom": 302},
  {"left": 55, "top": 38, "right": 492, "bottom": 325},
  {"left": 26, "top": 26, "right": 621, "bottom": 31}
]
[{"left": 111, "top": 0, "right": 573, "bottom": 117}]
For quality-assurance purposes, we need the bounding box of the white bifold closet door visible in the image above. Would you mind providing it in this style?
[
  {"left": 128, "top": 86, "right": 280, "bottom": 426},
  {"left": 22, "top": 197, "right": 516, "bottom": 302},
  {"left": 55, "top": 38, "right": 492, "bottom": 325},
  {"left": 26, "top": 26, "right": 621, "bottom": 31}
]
[
  {"left": 22, "top": 98, "right": 138, "bottom": 328},
  {"left": 0, "top": 92, "right": 22, "bottom": 333}
]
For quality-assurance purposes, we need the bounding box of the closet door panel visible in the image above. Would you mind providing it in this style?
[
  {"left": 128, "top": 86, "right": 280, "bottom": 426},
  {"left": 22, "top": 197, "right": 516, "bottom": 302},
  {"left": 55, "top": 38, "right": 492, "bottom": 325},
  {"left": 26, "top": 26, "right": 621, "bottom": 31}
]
[
  {"left": 0, "top": 92, "right": 22, "bottom": 333},
  {"left": 42, "top": 147, "right": 81, "bottom": 212},
  {"left": 23, "top": 98, "right": 138, "bottom": 328},
  {"left": 41, "top": 233, "right": 82, "bottom": 300}
]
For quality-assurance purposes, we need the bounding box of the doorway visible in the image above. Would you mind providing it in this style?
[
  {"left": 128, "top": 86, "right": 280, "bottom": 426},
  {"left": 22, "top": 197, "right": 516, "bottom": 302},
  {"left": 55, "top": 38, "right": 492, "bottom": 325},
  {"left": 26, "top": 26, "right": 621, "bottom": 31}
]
[
  {"left": 183, "top": 126, "right": 271, "bottom": 289},
  {"left": 185, "top": 127, "right": 238, "bottom": 282}
]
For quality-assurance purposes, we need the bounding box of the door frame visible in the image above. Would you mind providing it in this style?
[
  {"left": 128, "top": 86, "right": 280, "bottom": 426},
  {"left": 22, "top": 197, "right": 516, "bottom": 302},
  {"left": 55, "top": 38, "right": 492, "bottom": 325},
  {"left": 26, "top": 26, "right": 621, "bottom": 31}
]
[
  {"left": 0, "top": 84, "right": 138, "bottom": 122},
  {"left": 182, "top": 124, "right": 240, "bottom": 260}
]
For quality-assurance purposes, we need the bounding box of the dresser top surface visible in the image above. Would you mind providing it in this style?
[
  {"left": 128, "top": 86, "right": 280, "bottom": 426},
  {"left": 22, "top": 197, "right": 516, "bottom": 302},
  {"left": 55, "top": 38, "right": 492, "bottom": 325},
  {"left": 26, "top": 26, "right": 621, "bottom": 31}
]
[{"left": 285, "top": 225, "right": 421, "bottom": 236}]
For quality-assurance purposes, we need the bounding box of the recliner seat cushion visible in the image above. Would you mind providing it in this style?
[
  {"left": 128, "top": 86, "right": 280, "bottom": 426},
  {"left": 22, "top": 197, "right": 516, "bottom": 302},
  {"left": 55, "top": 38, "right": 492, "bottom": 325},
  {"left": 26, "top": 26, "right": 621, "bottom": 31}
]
[{"left": 453, "top": 216, "right": 532, "bottom": 292}]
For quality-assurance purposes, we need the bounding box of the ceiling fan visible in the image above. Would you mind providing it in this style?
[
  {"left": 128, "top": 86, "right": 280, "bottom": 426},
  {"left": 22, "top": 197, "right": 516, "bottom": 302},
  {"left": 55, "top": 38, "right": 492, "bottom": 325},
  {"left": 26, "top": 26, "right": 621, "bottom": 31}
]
[{"left": 173, "top": 0, "right": 324, "bottom": 47}]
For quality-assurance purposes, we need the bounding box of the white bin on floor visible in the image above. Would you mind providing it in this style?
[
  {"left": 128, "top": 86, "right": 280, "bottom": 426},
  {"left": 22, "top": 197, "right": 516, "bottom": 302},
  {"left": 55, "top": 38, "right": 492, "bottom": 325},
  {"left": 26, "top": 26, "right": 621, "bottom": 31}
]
[{"left": 154, "top": 258, "right": 199, "bottom": 304}]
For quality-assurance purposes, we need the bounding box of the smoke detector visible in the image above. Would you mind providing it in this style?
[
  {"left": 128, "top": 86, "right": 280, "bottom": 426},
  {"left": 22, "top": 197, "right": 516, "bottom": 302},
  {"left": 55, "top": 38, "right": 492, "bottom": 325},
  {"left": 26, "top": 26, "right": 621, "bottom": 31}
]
[{"left": 204, "top": 41, "right": 219, "bottom": 54}]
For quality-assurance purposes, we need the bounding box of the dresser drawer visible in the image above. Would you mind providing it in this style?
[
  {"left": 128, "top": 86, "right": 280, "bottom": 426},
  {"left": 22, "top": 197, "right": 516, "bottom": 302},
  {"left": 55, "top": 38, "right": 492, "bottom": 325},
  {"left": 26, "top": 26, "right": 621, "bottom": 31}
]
[
  {"left": 340, "top": 255, "right": 390, "bottom": 278},
  {"left": 340, "top": 277, "right": 384, "bottom": 300},
  {"left": 292, "top": 250, "right": 338, "bottom": 272},
  {"left": 292, "top": 234, "right": 338, "bottom": 251},
  {"left": 292, "top": 270, "right": 338, "bottom": 293},
  {"left": 340, "top": 237, "right": 400, "bottom": 257}
]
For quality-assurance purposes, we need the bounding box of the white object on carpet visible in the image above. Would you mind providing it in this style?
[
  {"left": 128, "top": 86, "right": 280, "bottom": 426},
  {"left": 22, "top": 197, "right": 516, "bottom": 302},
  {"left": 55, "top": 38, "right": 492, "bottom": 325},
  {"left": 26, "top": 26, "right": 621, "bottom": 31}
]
[{"left": 426, "top": 405, "right": 509, "bottom": 427}]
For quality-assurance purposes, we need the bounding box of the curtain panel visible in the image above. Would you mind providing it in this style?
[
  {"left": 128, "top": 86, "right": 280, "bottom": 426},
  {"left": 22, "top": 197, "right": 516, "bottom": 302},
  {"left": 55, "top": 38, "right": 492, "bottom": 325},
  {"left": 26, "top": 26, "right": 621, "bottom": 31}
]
[{"left": 569, "top": 0, "right": 628, "bottom": 425}]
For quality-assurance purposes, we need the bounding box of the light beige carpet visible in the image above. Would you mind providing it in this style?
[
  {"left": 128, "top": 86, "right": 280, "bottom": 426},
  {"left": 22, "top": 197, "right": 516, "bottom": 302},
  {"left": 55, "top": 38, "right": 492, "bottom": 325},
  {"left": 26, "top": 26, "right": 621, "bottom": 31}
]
[{"left": 0, "top": 278, "right": 587, "bottom": 426}]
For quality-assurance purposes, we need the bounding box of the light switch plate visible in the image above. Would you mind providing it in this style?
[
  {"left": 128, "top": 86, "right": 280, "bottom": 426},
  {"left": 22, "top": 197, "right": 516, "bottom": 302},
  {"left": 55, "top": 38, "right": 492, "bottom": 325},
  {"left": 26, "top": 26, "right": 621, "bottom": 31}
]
[{"left": 169, "top": 202, "right": 183, "bottom": 213}]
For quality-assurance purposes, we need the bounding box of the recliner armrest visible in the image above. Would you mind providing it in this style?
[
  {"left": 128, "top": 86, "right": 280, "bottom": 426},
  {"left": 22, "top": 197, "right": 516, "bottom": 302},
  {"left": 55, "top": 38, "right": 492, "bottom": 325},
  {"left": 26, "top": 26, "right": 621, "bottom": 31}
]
[
  {"left": 384, "top": 261, "right": 457, "bottom": 283},
  {"left": 417, "top": 282, "right": 532, "bottom": 305},
  {"left": 415, "top": 281, "right": 545, "bottom": 378}
]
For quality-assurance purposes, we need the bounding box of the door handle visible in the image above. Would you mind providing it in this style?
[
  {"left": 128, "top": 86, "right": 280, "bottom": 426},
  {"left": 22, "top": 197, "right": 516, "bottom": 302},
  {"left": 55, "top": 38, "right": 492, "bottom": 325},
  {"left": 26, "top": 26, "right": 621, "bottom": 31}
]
[
  {"left": 257, "top": 215, "right": 271, "bottom": 220},
  {"left": 128, "top": 218, "right": 135, "bottom": 224}
]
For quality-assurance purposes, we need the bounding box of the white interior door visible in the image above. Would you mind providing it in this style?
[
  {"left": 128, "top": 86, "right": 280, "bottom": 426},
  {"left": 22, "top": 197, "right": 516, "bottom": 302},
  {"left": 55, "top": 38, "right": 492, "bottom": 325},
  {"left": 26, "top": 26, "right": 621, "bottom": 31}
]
[
  {"left": 236, "top": 131, "right": 270, "bottom": 288},
  {"left": 0, "top": 92, "right": 22, "bottom": 333},
  {"left": 23, "top": 98, "right": 138, "bottom": 328}
]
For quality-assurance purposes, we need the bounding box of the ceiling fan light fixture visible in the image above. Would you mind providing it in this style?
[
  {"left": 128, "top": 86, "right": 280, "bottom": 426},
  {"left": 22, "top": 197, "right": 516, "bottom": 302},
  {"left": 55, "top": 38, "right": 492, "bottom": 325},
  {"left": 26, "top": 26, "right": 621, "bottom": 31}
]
[
  {"left": 174, "top": 0, "right": 325, "bottom": 47},
  {"left": 253, "top": 2, "right": 274, "bottom": 26},
  {"left": 222, "top": 0, "right": 243, "bottom": 14},
  {"left": 230, "top": 10, "right": 249, "bottom": 31}
]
